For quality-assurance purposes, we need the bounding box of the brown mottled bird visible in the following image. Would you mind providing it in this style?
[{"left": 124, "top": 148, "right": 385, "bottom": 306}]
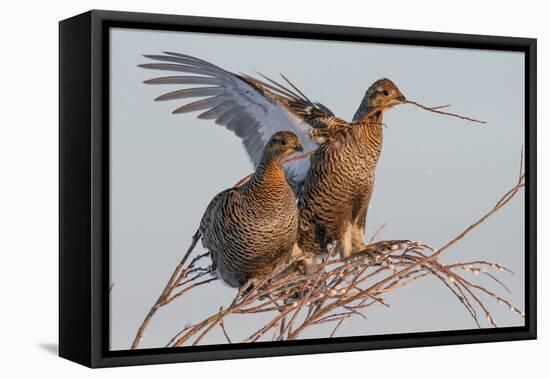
[
  {"left": 139, "top": 53, "right": 405, "bottom": 261},
  {"left": 199, "top": 131, "right": 303, "bottom": 288},
  {"left": 298, "top": 79, "right": 406, "bottom": 259}
]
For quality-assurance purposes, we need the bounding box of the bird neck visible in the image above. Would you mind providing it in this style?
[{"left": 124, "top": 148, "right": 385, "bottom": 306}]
[
  {"left": 352, "top": 111, "right": 384, "bottom": 156},
  {"left": 247, "top": 154, "right": 288, "bottom": 192},
  {"left": 356, "top": 107, "right": 385, "bottom": 127},
  {"left": 353, "top": 95, "right": 371, "bottom": 121}
]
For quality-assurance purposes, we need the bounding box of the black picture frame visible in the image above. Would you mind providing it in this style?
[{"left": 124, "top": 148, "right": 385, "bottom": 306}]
[{"left": 59, "top": 9, "right": 537, "bottom": 368}]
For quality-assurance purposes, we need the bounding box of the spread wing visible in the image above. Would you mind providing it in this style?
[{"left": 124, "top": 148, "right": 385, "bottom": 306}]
[{"left": 139, "top": 52, "right": 334, "bottom": 190}]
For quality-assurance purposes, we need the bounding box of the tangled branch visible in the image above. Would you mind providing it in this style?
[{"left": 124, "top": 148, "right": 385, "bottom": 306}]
[{"left": 131, "top": 154, "right": 525, "bottom": 348}]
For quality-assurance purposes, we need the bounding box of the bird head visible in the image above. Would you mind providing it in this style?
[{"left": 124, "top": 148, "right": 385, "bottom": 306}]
[
  {"left": 266, "top": 131, "right": 304, "bottom": 159},
  {"left": 364, "top": 78, "right": 406, "bottom": 112}
]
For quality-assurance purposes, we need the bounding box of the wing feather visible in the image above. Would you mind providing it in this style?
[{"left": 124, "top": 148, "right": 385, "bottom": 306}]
[
  {"left": 140, "top": 52, "right": 334, "bottom": 189},
  {"left": 172, "top": 95, "right": 226, "bottom": 114},
  {"left": 154, "top": 87, "right": 222, "bottom": 101},
  {"left": 144, "top": 76, "right": 221, "bottom": 85}
]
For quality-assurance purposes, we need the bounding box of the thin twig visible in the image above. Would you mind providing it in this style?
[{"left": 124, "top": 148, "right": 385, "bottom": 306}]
[
  {"left": 286, "top": 169, "right": 524, "bottom": 340},
  {"left": 368, "top": 223, "right": 387, "bottom": 243},
  {"left": 138, "top": 151, "right": 524, "bottom": 348},
  {"left": 131, "top": 229, "right": 202, "bottom": 349},
  {"left": 403, "top": 100, "right": 486, "bottom": 124}
]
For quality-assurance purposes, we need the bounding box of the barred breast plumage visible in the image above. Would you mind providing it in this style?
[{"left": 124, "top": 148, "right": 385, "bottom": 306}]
[
  {"left": 298, "top": 79, "right": 406, "bottom": 258},
  {"left": 200, "top": 131, "right": 303, "bottom": 288}
]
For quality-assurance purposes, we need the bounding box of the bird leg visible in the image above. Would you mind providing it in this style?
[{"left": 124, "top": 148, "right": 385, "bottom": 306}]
[
  {"left": 339, "top": 226, "right": 354, "bottom": 259},
  {"left": 351, "top": 225, "right": 367, "bottom": 252},
  {"left": 350, "top": 194, "right": 372, "bottom": 252}
]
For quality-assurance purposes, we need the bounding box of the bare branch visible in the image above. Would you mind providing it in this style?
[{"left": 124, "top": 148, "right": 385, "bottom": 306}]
[{"left": 131, "top": 151, "right": 524, "bottom": 349}]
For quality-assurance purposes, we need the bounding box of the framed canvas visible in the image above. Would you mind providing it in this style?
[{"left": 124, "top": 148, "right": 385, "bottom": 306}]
[{"left": 59, "top": 9, "right": 537, "bottom": 368}]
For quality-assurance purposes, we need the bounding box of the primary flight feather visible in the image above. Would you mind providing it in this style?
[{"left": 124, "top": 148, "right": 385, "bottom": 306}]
[{"left": 139, "top": 52, "right": 333, "bottom": 193}]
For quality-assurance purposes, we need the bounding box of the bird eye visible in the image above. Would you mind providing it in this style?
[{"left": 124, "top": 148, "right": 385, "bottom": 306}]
[
  {"left": 280, "top": 140, "right": 287, "bottom": 146},
  {"left": 383, "top": 90, "right": 389, "bottom": 96}
]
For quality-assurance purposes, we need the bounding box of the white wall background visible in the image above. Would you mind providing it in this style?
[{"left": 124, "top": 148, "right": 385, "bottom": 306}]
[{"left": 0, "top": 0, "right": 546, "bottom": 376}]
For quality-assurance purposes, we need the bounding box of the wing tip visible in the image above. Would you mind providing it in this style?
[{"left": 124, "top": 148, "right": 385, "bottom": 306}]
[
  {"left": 153, "top": 92, "right": 170, "bottom": 101},
  {"left": 137, "top": 63, "right": 157, "bottom": 70}
]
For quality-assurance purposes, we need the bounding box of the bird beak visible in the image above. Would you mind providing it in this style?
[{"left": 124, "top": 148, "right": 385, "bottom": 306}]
[
  {"left": 396, "top": 94, "right": 407, "bottom": 102},
  {"left": 294, "top": 143, "right": 304, "bottom": 152}
]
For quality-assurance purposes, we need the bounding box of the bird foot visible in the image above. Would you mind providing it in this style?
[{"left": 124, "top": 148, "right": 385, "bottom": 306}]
[
  {"left": 235, "top": 278, "right": 263, "bottom": 301},
  {"left": 294, "top": 258, "right": 310, "bottom": 275},
  {"left": 297, "top": 252, "right": 330, "bottom": 273},
  {"left": 352, "top": 239, "right": 412, "bottom": 263}
]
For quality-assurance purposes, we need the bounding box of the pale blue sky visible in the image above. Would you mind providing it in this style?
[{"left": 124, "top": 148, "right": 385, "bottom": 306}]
[{"left": 109, "top": 27, "right": 525, "bottom": 350}]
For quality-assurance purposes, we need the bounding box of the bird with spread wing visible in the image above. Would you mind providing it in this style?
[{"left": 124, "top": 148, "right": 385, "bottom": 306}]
[{"left": 139, "top": 52, "right": 406, "bottom": 261}]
